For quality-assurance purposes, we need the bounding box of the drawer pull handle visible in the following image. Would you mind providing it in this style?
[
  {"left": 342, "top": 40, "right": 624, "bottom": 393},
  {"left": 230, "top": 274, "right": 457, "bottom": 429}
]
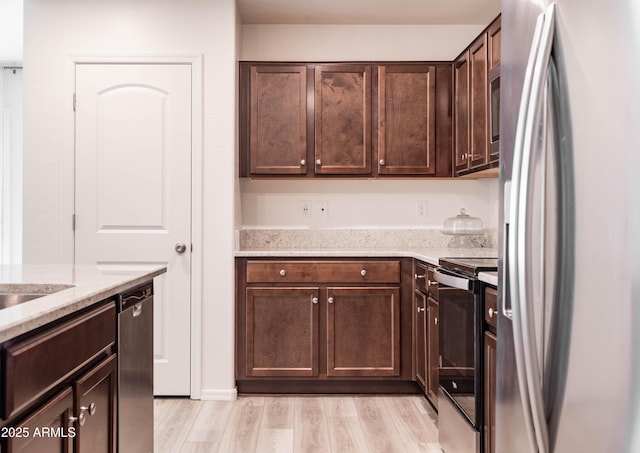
[
  {"left": 488, "top": 308, "right": 495, "bottom": 318},
  {"left": 279, "top": 269, "right": 286, "bottom": 277},
  {"left": 361, "top": 269, "right": 367, "bottom": 277},
  {"left": 312, "top": 297, "right": 318, "bottom": 304},
  {"left": 415, "top": 273, "right": 426, "bottom": 280},
  {"left": 328, "top": 297, "right": 334, "bottom": 304}
]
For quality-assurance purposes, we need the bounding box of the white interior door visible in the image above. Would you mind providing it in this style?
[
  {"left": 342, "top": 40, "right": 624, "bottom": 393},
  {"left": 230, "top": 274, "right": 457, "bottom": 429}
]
[{"left": 74, "top": 63, "right": 191, "bottom": 395}]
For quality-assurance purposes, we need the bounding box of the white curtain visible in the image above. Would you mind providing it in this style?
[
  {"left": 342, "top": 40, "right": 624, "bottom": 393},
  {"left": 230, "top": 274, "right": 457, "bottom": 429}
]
[{"left": 0, "top": 66, "right": 23, "bottom": 264}]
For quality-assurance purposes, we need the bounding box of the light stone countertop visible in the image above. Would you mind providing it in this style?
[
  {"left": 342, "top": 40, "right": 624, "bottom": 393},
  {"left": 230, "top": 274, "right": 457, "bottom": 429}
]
[
  {"left": 0, "top": 264, "right": 166, "bottom": 343},
  {"left": 235, "top": 247, "right": 498, "bottom": 267},
  {"left": 479, "top": 271, "right": 498, "bottom": 286}
]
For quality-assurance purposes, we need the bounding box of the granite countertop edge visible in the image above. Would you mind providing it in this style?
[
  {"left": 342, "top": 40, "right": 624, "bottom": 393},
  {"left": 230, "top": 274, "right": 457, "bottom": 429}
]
[
  {"left": 0, "top": 265, "right": 167, "bottom": 343},
  {"left": 235, "top": 247, "right": 499, "bottom": 267},
  {"left": 478, "top": 271, "right": 498, "bottom": 286}
]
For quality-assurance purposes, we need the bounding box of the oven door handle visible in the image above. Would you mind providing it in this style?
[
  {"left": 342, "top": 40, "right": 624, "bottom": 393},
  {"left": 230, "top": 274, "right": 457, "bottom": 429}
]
[{"left": 433, "top": 269, "right": 471, "bottom": 291}]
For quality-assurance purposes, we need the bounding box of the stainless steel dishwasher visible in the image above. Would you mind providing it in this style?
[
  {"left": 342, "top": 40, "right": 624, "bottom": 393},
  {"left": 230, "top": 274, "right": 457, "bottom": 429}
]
[{"left": 118, "top": 282, "right": 154, "bottom": 453}]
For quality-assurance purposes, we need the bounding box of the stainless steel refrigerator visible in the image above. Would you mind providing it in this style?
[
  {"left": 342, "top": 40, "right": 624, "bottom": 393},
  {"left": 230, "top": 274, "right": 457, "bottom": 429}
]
[{"left": 498, "top": 1, "right": 640, "bottom": 452}]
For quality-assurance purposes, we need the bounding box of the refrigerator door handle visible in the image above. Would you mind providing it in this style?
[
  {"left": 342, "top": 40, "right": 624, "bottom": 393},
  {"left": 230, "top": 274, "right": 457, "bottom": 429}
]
[{"left": 509, "top": 4, "right": 557, "bottom": 453}]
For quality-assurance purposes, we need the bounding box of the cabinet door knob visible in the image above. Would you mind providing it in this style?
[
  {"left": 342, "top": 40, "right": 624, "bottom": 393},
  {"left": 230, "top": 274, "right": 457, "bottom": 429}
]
[
  {"left": 428, "top": 280, "right": 438, "bottom": 287},
  {"left": 316, "top": 159, "right": 322, "bottom": 166},
  {"left": 435, "top": 317, "right": 438, "bottom": 325},
  {"left": 279, "top": 269, "right": 286, "bottom": 276},
  {"left": 300, "top": 159, "right": 306, "bottom": 166},
  {"left": 379, "top": 159, "right": 386, "bottom": 166},
  {"left": 312, "top": 297, "right": 318, "bottom": 304},
  {"left": 415, "top": 273, "right": 426, "bottom": 280},
  {"left": 81, "top": 403, "right": 97, "bottom": 416},
  {"left": 328, "top": 296, "right": 334, "bottom": 304},
  {"left": 417, "top": 307, "right": 425, "bottom": 313},
  {"left": 488, "top": 308, "right": 495, "bottom": 318},
  {"left": 69, "top": 412, "right": 86, "bottom": 426},
  {"left": 360, "top": 269, "right": 367, "bottom": 277}
]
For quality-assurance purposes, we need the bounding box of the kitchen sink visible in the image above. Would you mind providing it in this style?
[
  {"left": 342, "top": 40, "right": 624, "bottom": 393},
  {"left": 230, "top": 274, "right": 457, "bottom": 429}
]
[{"left": 0, "top": 284, "right": 75, "bottom": 310}]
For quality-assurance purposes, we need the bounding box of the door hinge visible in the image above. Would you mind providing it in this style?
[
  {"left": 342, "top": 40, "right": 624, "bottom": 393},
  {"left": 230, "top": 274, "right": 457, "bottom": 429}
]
[
  {"left": 73, "top": 93, "right": 76, "bottom": 112},
  {"left": 72, "top": 214, "right": 76, "bottom": 231}
]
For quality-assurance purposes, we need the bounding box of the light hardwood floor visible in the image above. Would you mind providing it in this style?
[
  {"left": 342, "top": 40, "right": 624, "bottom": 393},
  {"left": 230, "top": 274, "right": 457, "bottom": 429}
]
[{"left": 154, "top": 395, "right": 442, "bottom": 453}]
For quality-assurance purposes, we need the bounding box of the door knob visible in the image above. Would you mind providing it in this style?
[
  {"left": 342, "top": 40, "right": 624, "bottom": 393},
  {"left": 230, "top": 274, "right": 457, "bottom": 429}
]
[{"left": 175, "top": 243, "right": 187, "bottom": 254}]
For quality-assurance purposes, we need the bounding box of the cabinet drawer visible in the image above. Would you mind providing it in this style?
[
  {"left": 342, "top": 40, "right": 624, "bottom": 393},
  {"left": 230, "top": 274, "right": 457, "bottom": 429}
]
[
  {"left": 414, "top": 261, "right": 429, "bottom": 293},
  {"left": 2, "top": 302, "right": 116, "bottom": 420},
  {"left": 246, "top": 260, "right": 400, "bottom": 284},
  {"left": 485, "top": 286, "right": 498, "bottom": 329},
  {"left": 414, "top": 262, "right": 438, "bottom": 300}
]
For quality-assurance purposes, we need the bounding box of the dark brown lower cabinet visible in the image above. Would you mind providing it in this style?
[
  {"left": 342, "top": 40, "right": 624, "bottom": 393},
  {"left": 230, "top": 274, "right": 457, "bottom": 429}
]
[
  {"left": 245, "top": 287, "right": 320, "bottom": 377},
  {"left": 484, "top": 330, "right": 497, "bottom": 453},
  {"left": 236, "top": 258, "right": 412, "bottom": 391},
  {"left": 74, "top": 355, "right": 117, "bottom": 453},
  {"left": 426, "top": 296, "right": 439, "bottom": 408},
  {"left": 327, "top": 287, "right": 400, "bottom": 377},
  {"left": 414, "top": 292, "right": 428, "bottom": 390},
  {"left": 414, "top": 260, "right": 439, "bottom": 410},
  {"left": 1, "top": 302, "right": 117, "bottom": 453},
  {"left": 6, "top": 388, "right": 74, "bottom": 453},
  {"left": 5, "top": 355, "right": 116, "bottom": 453}
]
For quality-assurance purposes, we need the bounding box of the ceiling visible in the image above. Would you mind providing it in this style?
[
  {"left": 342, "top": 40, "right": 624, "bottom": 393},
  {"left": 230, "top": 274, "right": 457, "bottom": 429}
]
[{"left": 237, "top": 0, "right": 501, "bottom": 25}]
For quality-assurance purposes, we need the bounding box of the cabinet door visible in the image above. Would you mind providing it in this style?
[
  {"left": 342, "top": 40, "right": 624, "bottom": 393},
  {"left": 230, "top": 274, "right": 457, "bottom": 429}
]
[
  {"left": 488, "top": 16, "right": 502, "bottom": 164},
  {"left": 414, "top": 292, "right": 428, "bottom": 391},
  {"left": 376, "top": 65, "right": 435, "bottom": 175},
  {"left": 488, "top": 16, "right": 501, "bottom": 71},
  {"left": 484, "top": 331, "right": 497, "bottom": 453},
  {"left": 5, "top": 387, "right": 74, "bottom": 453},
  {"left": 454, "top": 51, "right": 470, "bottom": 174},
  {"left": 427, "top": 297, "right": 439, "bottom": 409},
  {"left": 327, "top": 287, "right": 400, "bottom": 377},
  {"left": 248, "top": 65, "right": 308, "bottom": 175},
  {"left": 314, "top": 65, "right": 371, "bottom": 175},
  {"left": 469, "top": 33, "right": 489, "bottom": 170},
  {"left": 74, "top": 355, "right": 117, "bottom": 453},
  {"left": 245, "top": 287, "right": 319, "bottom": 377}
]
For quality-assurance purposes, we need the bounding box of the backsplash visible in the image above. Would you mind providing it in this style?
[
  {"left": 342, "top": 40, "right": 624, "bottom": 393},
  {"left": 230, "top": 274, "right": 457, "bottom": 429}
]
[{"left": 238, "top": 227, "right": 497, "bottom": 250}]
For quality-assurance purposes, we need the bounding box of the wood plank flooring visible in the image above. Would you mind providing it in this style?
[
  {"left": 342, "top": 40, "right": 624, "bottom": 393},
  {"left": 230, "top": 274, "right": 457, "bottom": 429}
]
[{"left": 154, "top": 395, "right": 441, "bottom": 453}]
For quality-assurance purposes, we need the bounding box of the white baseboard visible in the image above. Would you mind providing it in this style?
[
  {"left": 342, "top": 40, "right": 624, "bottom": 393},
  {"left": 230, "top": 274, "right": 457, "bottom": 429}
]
[{"left": 197, "top": 387, "right": 238, "bottom": 401}]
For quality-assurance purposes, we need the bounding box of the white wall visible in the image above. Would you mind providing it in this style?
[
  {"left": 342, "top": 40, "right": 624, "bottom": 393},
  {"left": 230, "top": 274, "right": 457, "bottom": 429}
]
[
  {"left": 23, "top": 0, "right": 238, "bottom": 398},
  {"left": 241, "top": 24, "right": 484, "bottom": 61},
  {"left": 242, "top": 179, "right": 498, "bottom": 229},
  {"left": 0, "top": 0, "right": 23, "bottom": 63}
]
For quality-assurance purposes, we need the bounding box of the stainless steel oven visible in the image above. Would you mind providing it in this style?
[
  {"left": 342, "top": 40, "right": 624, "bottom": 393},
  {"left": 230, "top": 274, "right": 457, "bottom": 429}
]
[{"left": 436, "top": 257, "right": 497, "bottom": 453}]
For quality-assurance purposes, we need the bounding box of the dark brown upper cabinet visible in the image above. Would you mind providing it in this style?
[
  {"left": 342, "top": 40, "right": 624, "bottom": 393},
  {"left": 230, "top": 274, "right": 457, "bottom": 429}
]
[
  {"left": 488, "top": 15, "right": 502, "bottom": 164},
  {"left": 454, "top": 51, "right": 470, "bottom": 175},
  {"left": 240, "top": 64, "right": 310, "bottom": 176},
  {"left": 375, "top": 64, "right": 436, "bottom": 176},
  {"left": 469, "top": 32, "right": 489, "bottom": 171},
  {"left": 454, "top": 14, "right": 501, "bottom": 177},
  {"left": 314, "top": 64, "right": 372, "bottom": 175},
  {"left": 240, "top": 61, "right": 452, "bottom": 178}
]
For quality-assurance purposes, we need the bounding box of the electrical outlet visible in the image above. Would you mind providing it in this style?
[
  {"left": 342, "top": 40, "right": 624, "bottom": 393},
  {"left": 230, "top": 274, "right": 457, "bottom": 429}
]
[
  {"left": 301, "top": 200, "right": 311, "bottom": 217},
  {"left": 416, "top": 200, "right": 427, "bottom": 219},
  {"left": 317, "top": 201, "right": 329, "bottom": 219}
]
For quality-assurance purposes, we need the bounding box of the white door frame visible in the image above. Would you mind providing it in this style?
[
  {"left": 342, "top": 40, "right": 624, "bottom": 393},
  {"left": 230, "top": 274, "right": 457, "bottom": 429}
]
[{"left": 64, "top": 53, "right": 203, "bottom": 399}]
